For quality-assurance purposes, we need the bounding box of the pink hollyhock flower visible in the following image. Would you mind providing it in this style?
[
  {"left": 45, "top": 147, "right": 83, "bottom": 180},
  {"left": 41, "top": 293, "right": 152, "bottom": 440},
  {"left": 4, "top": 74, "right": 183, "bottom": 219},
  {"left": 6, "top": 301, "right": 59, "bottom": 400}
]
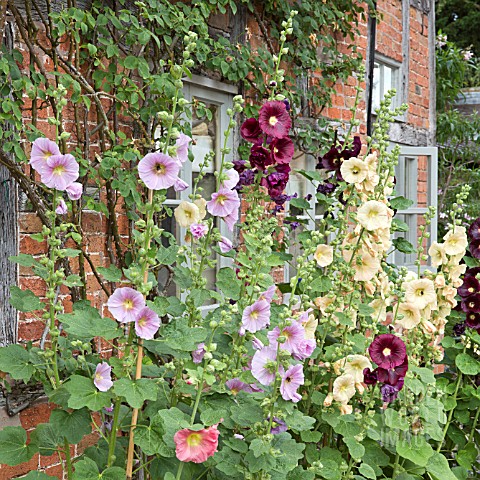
[
  {"left": 30, "top": 138, "right": 61, "bottom": 174},
  {"left": 270, "top": 137, "right": 294, "bottom": 164},
  {"left": 134, "top": 306, "right": 160, "bottom": 340},
  {"left": 292, "top": 338, "right": 316, "bottom": 361},
  {"left": 368, "top": 334, "right": 407, "bottom": 369},
  {"left": 207, "top": 188, "right": 239, "bottom": 218},
  {"left": 258, "top": 101, "right": 291, "bottom": 138},
  {"left": 241, "top": 299, "right": 271, "bottom": 333},
  {"left": 251, "top": 337, "right": 264, "bottom": 350},
  {"left": 174, "top": 177, "right": 189, "bottom": 192},
  {"left": 240, "top": 118, "right": 262, "bottom": 143},
  {"left": 107, "top": 287, "right": 145, "bottom": 323},
  {"left": 174, "top": 424, "right": 220, "bottom": 464},
  {"left": 280, "top": 364, "right": 304, "bottom": 402},
  {"left": 94, "top": 362, "right": 113, "bottom": 392},
  {"left": 192, "top": 343, "right": 206, "bottom": 364},
  {"left": 226, "top": 378, "right": 255, "bottom": 394},
  {"left": 175, "top": 133, "right": 192, "bottom": 165},
  {"left": 251, "top": 346, "right": 278, "bottom": 386},
  {"left": 55, "top": 199, "right": 68, "bottom": 215},
  {"left": 221, "top": 169, "right": 240, "bottom": 190},
  {"left": 138, "top": 152, "right": 180, "bottom": 190},
  {"left": 66, "top": 182, "right": 83, "bottom": 200},
  {"left": 218, "top": 236, "right": 233, "bottom": 253},
  {"left": 268, "top": 322, "right": 306, "bottom": 355},
  {"left": 258, "top": 285, "right": 276, "bottom": 303},
  {"left": 41, "top": 154, "right": 79, "bottom": 191},
  {"left": 223, "top": 199, "right": 240, "bottom": 231},
  {"left": 190, "top": 223, "right": 208, "bottom": 239}
]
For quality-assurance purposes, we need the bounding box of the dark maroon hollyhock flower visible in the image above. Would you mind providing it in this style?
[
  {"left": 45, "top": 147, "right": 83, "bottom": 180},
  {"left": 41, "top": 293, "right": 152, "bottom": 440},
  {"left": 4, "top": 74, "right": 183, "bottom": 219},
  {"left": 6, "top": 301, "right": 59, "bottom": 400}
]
[
  {"left": 249, "top": 145, "right": 273, "bottom": 170},
  {"left": 269, "top": 417, "right": 288, "bottom": 435},
  {"left": 317, "top": 136, "right": 362, "bottom": 172},
  {"left": 458, "top": 276, "right": 480, "bottom": 298},
  {"left": 241, "top": 118, "right": 262, "bottom": 143},
  {"left": 317, "top": 181, "right": 337, "bottom": 195},
  {"left": 275, "top": 163, "right": 291, "bottom": 174},
  {"left": 363, "top": 368, "right": 378, "bottom": 385},
  {"left": 467, "top": 267, "right": 480, "bottom": 277},
  {"left": 368, "top": 334, "right": 407, "bottom": 370},
  {"left": 270, "top": 137, "right": 294, "bottom": 164},
  {"left": 258, "top": 101, "right": 292, "bottom": 139},
  {"left": 234, "top": 169, "right": 255, "bottom": 191},
  {"left": 341, "top": 136, "right": 362, "bottom": 159},
  {"left": 261, "top": 171, "right": 289, "bottom": 198},
  {"left": 470, "top": 239, "right": 480, "bottom": 259},
  {"left": 469, "top": 218, "right": 480, "bottom": 241},
  {"left": 465, "top": 312, "right": 480, "bottom": 330},
  {"left": 461, "top": 293, "right": 480, "bottom": 313},
  {"left": 453, "top": 322, "right": 467, "bottom": 336},
  {"left": 233, "top": 159, "right": 247, "bottom": 174},
  {"left": 376, "top": 358, "right": 408, "bottom": 387}
]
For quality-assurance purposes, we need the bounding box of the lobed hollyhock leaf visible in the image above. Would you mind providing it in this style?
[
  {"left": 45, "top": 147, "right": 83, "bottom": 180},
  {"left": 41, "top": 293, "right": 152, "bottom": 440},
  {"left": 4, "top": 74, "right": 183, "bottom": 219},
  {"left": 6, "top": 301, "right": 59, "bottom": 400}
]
[
  {"left": 216, "top": 267, "right": 241, "bottom": 300},
  {"left": 426, "top": 452, "right": 459, "bottom": 480},
  {"left": 156, "top": 407, "right": 190, "bottom": 449},
  {"left": 0, "top": 344, "right": 34, "bottom": 382},
  {"left": 96, "top": 265, "right": 122, "bottom": 282},
  {"left": 22, "top": 473, "right": 57, "bottom": 479},
  {"left": 9, "top": 286, "right": 44, "bottom": 312},
  {"left": 29, "top": 423, "right": 62, "bottom": 456},
  {"left": 456, "top": 442, "right": 478, "bottom": 469},
  {"left": 396, "top": 437, "right": 433, "bottom": 467},
  {"left": 390, "top": 195, "right": 414, "bottom": 210},
  {"left": 134, "top": 414, "right": 172, "bottom": 457},
  {"left": 50, "top": 408, "right": 92, "bottom": 444},
  {"left": 455, "top": 353, "right": 480, "bottom": 375},
  {"left": 66, "top": 375, "right": 112, "bottom": 411},
  {"left": 8, "top": 254, "right": 41, "bottom": 267},
  {"left": 0, "top": 426, "right": 38, "bottom": 466},
  {"left": 113, "top": 378, "right": 158, "bottom": 409},
  {"left": 72, "top": 457, "right": 126, "bottom": 480}
]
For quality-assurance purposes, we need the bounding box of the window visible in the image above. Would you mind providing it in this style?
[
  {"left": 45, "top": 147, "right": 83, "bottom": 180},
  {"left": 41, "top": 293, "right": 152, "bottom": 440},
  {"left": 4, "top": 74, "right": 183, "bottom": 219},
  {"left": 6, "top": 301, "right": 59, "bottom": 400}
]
[{"left": 372, "top": 54, "right": 402, "bottom": 112}]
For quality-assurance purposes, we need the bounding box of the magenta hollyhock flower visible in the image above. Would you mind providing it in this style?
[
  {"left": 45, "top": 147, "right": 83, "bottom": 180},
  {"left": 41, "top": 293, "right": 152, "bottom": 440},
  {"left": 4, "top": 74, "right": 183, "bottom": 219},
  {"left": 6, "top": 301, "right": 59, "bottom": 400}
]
[
  {"left": 41, "top": 154, "right": 79, "bottom": 191},
  {"left": 249, "top": 145, "right": 273, "bottom": 170},
  {"left": 376, "top": 357, "right": 408, "bottom": 387},
  {"left": 226, "top": 378, "right": 255, "bottom": 394},
  {"left": 458, "top": 276, "right": 480, "bottom": 298},
  {"left": 270, "top": 137, "right": 294, "bottom": 164},
  {"left": 190, "top": 223, "right": 208, "bottom": 239},
  {"left": 138, "top": 152, "right": 180, "bottom": 190},
  {"left": 174, "top": 177, "right": 189, "bottom": 192},
  {"left": 368, "top": 334, "right": 407, "bottom": 369},
  {"left": 268, "top": 322, "right": 306, "bottom": 355},
  {"left": 461, "top": 293, "right": 480, "bottom": 313},
  {"left": 221, "top": 169, "right": 240, "bottom": 190},
  {"left": 192, "top": 343, "right": 206, "bottom": 364},
  {"left": 469, "top": 218, "right": 480, "bottom": 241},
  {"left": 270, "top": 417, "right": 288, "bottom": 435},
  {"left": 240, "top": 118, "right": 262, "bottom": 143},
  {"left": 207, "top": 188, "right": 239, "bottom": 218},
  {"left": 175, "top": 133, "right": 192, "bottom": 165},
  {"left": 107, "top": 287, "right": 145, "bottom": 323},
  {"left": 30, "top": 138, "right": 61, "bottom": 174},
  {"left": 258, "top": 101, "right": 291, "bottom": 138},
  {"left": 174, "top": 424, "right": 220, "bottom": 463},
  {"left": 251, "top": 346, "right": 278, "bottom": 386},
  {"left": 241, "top": 299, "right": 271, "bottom": 333},
  {"left": 94, "top": 362, "right": 113, "bottom": 392},
  {"left": 55, "top": 199, "right": 68, "bottom": 215},
  {"left": 218, "top": 236, "right": 233, "bottom": 253},
  {"left": 465, "top": 312, "right": 480, "bottom": 330},
  {"left": 280, "top": 364, "right": 304, "bottom": 402},
  {"left": 134, "top": 307, "right": 160, "bottom": 340},
  {"left": 66, "top": 182, "right": 83, "bottom": 200}
]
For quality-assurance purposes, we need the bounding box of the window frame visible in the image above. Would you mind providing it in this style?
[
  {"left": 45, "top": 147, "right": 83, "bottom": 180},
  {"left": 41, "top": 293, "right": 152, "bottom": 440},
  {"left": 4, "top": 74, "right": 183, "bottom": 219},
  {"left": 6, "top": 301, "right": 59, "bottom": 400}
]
[{"left": 371, "top": 53, "right": 404, "bottom": 115}]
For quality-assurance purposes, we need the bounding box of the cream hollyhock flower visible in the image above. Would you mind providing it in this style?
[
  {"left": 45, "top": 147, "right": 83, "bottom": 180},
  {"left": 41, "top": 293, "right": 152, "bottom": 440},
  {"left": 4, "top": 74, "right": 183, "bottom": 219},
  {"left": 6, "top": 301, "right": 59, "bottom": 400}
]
[
  {"left": 443, "top": 226, "right": 468, "bottom": 256},
  {"left": 194, "top": 198, "right": 207, "bottom": 219},
  {"left": 352, "top": 249, "right": 381, "bottom": 281},
  {"left": 442, "top": 285, "right": 458, "bottom": 308},
  {"left": 434, "top": 273, "right": 446, "bottom": 288},
  {"left": 428, "top": 242, "right": 447, "bottom": 267},
  {"left": 404, "top": 278, "right": 436, "bottom": 310},
  {"left": 420, "top": 318, "right": 437, "bottom": 335},
  {"left": 302, "top": 314, "right": 318, "bottom": 340},
  {"left": 370, "top": 298, "right": 387, "bottom": 322},
  {"left": 396, "top": 302, "right": 421, "bottom": 329},
  {"left": 339, "top": 404, "right": 353, "bottom": 415},
  {"left": 364, "top": 152, "right": 378, "bottom": 173},
  {"left": 323, "top": 392, "right": 334, "bottom": 407},
  {"left": 314, "top": 244, "right": 334, "bottom": 267},
  {"left": 357, "top": 201, "right": 391, "bottom": 230},
  {"left": 314, "top": 296, "right": 335, "bottom": 314},
  {"left": 340, "top": 157, "right": 368, "bottom": 184},
  {"left": 448, "top": 264, "right": 467, "bottom": 282},
  {"left": 333, "top": 374, "right": 356, "bottom": 404},
  {"left": 174, "top": 201, "right": 201, "bottom": 227},
  {"left": 335, "top": 355, "right": 372, "bottom": 383}
]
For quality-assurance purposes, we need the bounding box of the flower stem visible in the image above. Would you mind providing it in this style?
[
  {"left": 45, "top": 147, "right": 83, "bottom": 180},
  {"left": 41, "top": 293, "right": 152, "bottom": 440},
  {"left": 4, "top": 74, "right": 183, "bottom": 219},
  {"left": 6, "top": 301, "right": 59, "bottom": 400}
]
[
  {"left": 437, "top": 371, "right": 463, "bottom": 452},
  {"left": 107, "top": 399, "right": 122, "bottom": 467},
  {"left": 63, "top": 438, "right": 73, "bottom": 479}
]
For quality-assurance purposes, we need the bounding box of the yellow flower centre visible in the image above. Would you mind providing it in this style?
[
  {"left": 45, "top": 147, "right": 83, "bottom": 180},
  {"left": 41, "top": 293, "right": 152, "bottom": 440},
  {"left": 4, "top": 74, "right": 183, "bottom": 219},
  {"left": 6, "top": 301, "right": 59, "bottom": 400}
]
[
  {"left": 250, "top": 311, "right": 259, "bottom": 320},
  {"left": 382, "top": 347, "right": 392, "bottom": 356},
  {"left": 154, "top": 163, "right": 166, "bottom": 174},
  {"left": 415, "top": 288, "right": 425, "bottom": 297},
  {"left": 44, "top": 152, "right": 53, "bottom": 160},
  {"left": 53, "top": 165, "right": 65, "bottom": 175},
  {"left": 269, "top": 116, "right": 278, "bottom": 126},
  {"left": 138, "top": 316, "right": 147, "bottom": 327},
  {"left": 274, "top": 147, "right": 279, "bottom": 154},
  {"left": 469, "top": 287, "right": 475, "bottom": 293},
  {"left": 352, "top": 167, "right": 359, "bottom": 175},
  {"left": 217, "top": 194, "right": 226, "bottom": 205},
  {"left": 123, "top": 299, "right": 134, "bottom": 310},
  {"left": 470, "top": 314, "right": 476, "bottom": 320},
  {"left": 95, "top": 373, "right": 103, "bottom": 381},
  {"left": 368, "top": 209, "right": 378, "bottom": 218},
  {"left": 186, "top": 432, "right": 203, "bottom": 447}
]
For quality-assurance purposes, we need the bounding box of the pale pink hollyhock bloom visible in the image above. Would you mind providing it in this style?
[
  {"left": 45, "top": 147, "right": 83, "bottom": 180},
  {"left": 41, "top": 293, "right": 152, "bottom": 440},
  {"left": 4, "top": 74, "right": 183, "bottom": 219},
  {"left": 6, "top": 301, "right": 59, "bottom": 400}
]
[
  {"left": 192, "top": 343, "right": 206, "bottom": 364},
  {"left": 218, "top": 236, "right": 233, "bottom": 253},
  {"left": 174, "top": 177, "right": 189, "bottom": 192},
  {"left": 241, "top": 299, "right": 271, "bottom": 333},
  {"left": 251, "top": 337, "right": 264, "bottom": 350},
  {"left": 292, "top": 338, "right": 316, "bottom": 361},
  {"left": 55, "top": 199, "right": 68, "bottom": 215},
  {"left": 221, "top": 169, "right": 240, "bottom": 190},
  {"left": 138, "top": 152, "right": 180, "bottom": 190},
  {"left": 107, "top": 287, "right": 145, "bottom": 323},
  {"left": 174, "top": 424, "right": 220, "bottom": 464},
  {"left": 259, "top": 285, "right": 276, "bottom": 303},
  {"left": 207, "top": 188, "right": 239, "bottom": 218},
  {"left": 268, "top": 322, "right": 306, "bottom": 355},
  {"left": 134, "top": 307, "right": 160, "bottom": 340},
  {"left": 30, "top": 138, "right": 61, "bottom": 174},
  {"left": 223, "top": 198, "right": 240, "bottom": 231},
  {"left": 280, "top": 364, "right": 304, "bottom": 403},
  {"left": 226, "top": 378, "right": 255, "bottom": 394},
  {"left": 251, "top": 346, "right": 278, "bottom": 386},
  {"left": 66, "top": 182, "right": 83, "bottom": 200},
  {"left": 94, "top": 362, "right": 113, "bottom": 392},
  {"left": 190, "top": 223, "right": 208, "bottom": 239},
  {"left": 41, "top": 154, "right": 79, "bottom": 191},
  {"left": 175, "top": 133, "right": 192, "bottom": 165}
]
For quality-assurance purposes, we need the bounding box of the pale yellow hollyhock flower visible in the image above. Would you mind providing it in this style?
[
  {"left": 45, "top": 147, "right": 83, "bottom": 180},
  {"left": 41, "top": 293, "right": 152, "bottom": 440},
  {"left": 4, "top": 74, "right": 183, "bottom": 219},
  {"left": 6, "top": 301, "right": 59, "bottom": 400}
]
[
  {"left": 420, "top": 318, "right": 437, "bottom": 335},
  {"left": 174, "top": 201, "right": 201, "bottom": 227},
  {"left": 352, "top": 249, "right": 381, "bottom": 281},
  {"left": 364, "top": 152, "right": 378, "bottom": 173},
  {"left": 443, "top": 226, "right": 468, "bottom": 256},
  {"left": 434, "top": 273, "right": 446, "bottom": 288},
  {"left": 357, "top": 200, "right": 391, "bottom": 230},
  {"left": 314, "top": 244, "right": 334, "bottom": 267},
  {"left": 194, "top": 198, "right": 207, "bottom": 219},
  {"left": 323, "top": 392, "right": 334, "bottom": 407},
  {"left": 428, "top": 242, "right": 447, "bottom": 267},
  {"left": 404, "top": 278, "right": 436, "bottom": 310},
  {"left": 314, "top": 296, "right": 335, "bottom": 314},
  {"left": 370, "top": 298, "right": 387, "bottom": 322},
  {"left": 335, "top": 355, "right": 372, "bottom": 384},
  {"left": 396, "top": 302, "right": 421, "bottom": 329},
  {"left": 302, "top": 314, "right": 318, "bottom": 340},
  {"left": 339, "top": 404, "right": 353, "bottom": 415},
  {"left": 333, "top": 374, "right": 356, "bottom": 404},
  {"left": 340, "top": 157, "right": 368, "bottom": 184},
  {"left": 448, "top": 264, "right": 467, "bottom": 282},
  {"left": 442, "top": 285, "right": 457, "bottom": 307}
]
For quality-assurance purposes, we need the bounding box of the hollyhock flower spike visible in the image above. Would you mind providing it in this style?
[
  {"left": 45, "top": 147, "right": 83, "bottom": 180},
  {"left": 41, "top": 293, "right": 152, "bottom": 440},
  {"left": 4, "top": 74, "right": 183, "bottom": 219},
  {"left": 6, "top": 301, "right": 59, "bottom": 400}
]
[
  {"left": 42, "top": 154, "right": 79, "bottom": 191},
  {"left": 192, "top": 343, "right": 206, "bottom": 364},
  {"left": 30, "top": 137, "right": 61, "bottom": 174},
  {"left": 241, "top": 299, "right": 271, "bottom": 333},
  {"left": 251, "top": 346, "right": 278, "bottom": 386},
  {"left": 207, "top": 188, "right": 239, "bottom": 218},
  {"left": 258, "top": 100, "right": 291, "bottom": 138},
  {"left": 134, "top": 307, "right": 160, "bottom": 340},
  {"left": 174, "top": 424, "right": 220, "bottom": 463},
  {"left": 55, "top": 199, "right": 68, "bottom": 215},
  {"left": 240, "top": 118, "right": 262, "bottom": 143},
  {"left": 138, "top": 152, "right": 180, "bottom": 190},
  {"left": 368, "top": 334, "right": 407, "bottom": 370},
  {"left": 107, "top": 287, "right": 145, "bottom": 323},
  {"left": 66, "top": 182, "right": 83, "bottom": 200},
  {"left": 280, "top": 364, "right": 304, "bottom": 403},
  {"left": 94, "top": 362, "right": 113, "bottom": 392}
]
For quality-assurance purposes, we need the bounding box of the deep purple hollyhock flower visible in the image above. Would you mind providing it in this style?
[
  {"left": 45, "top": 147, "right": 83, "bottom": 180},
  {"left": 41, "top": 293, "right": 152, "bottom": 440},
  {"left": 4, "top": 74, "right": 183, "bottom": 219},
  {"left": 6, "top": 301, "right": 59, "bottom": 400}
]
[
  {"left": 249, "top": 145, "right": 273, "bottom": 170},
  {"left": 317, "top": 181, "right": 337, "bottom": 195},
  {"left": 317, "top": 136, "right": 361, "bottom": 172},
  {"left": 289, "top": 221, "right": 300, "bottom": 230},
  {"left": 453, "top": 322, "right": 467, "bottom": 335},
  {"left": 280, "top": 364, "right": 304, "bottom": 403},
  {"left": 251, "top": 346, "right": 278, "bottom": 386},
  {"left": 283, "top": 99, "right": 291, "bottom": 111},
  {"left": 275, "top": 163, "right": 291, "bottom": 174},
  {"left": 363, "top": 368, "right": 378, "bottom": 385},
  {"left": 465, "top": 312, "right": 480, "bottom": 330},
  {"left": 226, "top": 378, "right": 255, "bottom": 394},
  {"left": 235, "top": 169, "right": 255, "bottom": 191},
  {"left": 341, "top": 136, "right": 362, "bottom": 159},
  {"left": 94, "top": 362, "right": 113, "bottom": 392},
  {"left": 376, "top": 358, "right": 408, "bottom": 387},
  {"left": 270, "top": 137, "right": 294, "bottom": 164},
  {"left": 461, "top": 293, "right": 480, "bottom": 313},
  {"left": 469, "top": 218, "right": 480, "bottom": 241},
  {"left": 468, "top": 267, "right": 480, "bottom": 277},
  {"left": 258, "top": 101, "right": 292, "bottom": 138},
  {"left": 192, "top": 343, "right": 206, "bottom": 364},
  {"left": 368, "top": 334, "right": 407, "bottom": 370},
  {"left": 458, "top": 276, "right": 480, "bottom": 298},
  {"left": 262, "top": 171, "right": 289, "bottom": 198},
  {"left": 470, "top": 239, "right": 480, "bottom": 259},
  {"left": 271, "top": 192, "right": 296, "bottom": 206},
  {"left": 381, "top": 383, "right": 401, "bottom": 403},
  {"left": 270, "top": 417, "right": 288, "bottom": 435},
  {"left": 241, "top": 118, "right": 263, "bottom": 143},
  {"left": 233, "top": 159, "right": 247, "bottom": 173}
]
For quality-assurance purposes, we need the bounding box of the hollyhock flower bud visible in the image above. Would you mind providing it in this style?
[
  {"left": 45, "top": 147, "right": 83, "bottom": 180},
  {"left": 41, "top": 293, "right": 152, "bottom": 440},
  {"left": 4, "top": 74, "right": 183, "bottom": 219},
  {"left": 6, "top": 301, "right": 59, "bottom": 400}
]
[
  {"left": 94, "top": 362, "right": 113, "bottom": 392},
  {"left": 174, "top": 424, "right": 220, "bottom": 463},
  {"left": 66, "top": 182, "right": 83, "bottom": 200},
  {"left": 218, "top": 236, "right": 233, "bottom": 253},
  {"left": 55, "top": 199, "right": 68, "bottom": 215}
]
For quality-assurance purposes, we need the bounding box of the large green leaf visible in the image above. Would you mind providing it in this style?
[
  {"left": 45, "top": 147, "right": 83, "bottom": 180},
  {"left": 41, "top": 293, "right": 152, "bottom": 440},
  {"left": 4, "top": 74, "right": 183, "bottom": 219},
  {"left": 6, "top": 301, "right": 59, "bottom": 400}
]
[
  {"left": 72, "top": 457, "right": 126, "bottom": 479},
  {"left": 426, "top": 452, "right": 459, "bottom": 480},
  {"left": 156, "top": 407, "right": 190, "bottom": 448},
  {"left": 9, "top": 286, "right": 44, "bottom": 312},
  {"left": 216, "top": 267, "right": 241, "bottom": 300},
  {"left": 113, "top": 378, "right": 158, "bottom": 408},
  {"left": 50, "top": 408, "right": 92, "bottom": 444},
  {"left": 0, "top": 344, "right": 34, "bottom": 382},
  {"left": 396, "top": 437, "right": 433, "bottom": 467},
  {"left": 22, "top": 473, "right": 56, "bottom": 480},
  {"left": 66, "top": 375, "right": 112, "bottom": 411},
  {"left": 30, "top": 423, "right": 63, "bottom": 456},
  {"left": 134, "top": 415, "right": 172, "bottom": 457},
  {"left": 96, "top": 265, "right": 123, "bottom": 282},
  {"left": 455, "top": 353, "right": 480, "bottom": 375},
  {"left": 0, "top": 426, "right": 38, "bottom": 465}
]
